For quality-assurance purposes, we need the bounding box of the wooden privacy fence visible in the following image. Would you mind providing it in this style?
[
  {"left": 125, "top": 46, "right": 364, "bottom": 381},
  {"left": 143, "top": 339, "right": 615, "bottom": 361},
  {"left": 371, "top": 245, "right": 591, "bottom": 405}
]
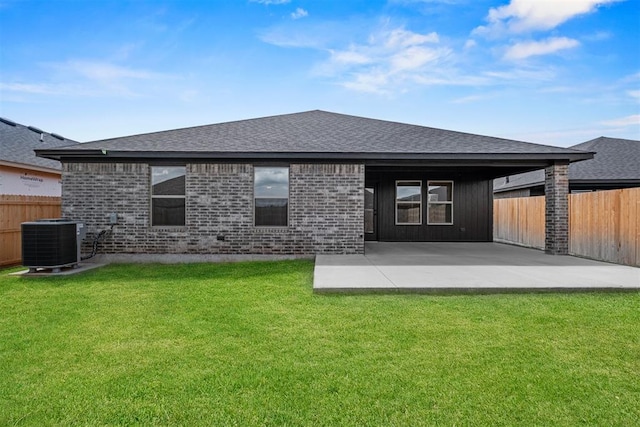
[
  {"left": 493, "top": 188, "right": 640, "bottom": 267},
  {"left": 493, "top": 196, "right": 545, "bottom": 250},
  {"left": 570, "top": 188, "right": 640, "bottom": 267},
  {"left": 0, "top": 195, "right": 62, "bottom": 266}
]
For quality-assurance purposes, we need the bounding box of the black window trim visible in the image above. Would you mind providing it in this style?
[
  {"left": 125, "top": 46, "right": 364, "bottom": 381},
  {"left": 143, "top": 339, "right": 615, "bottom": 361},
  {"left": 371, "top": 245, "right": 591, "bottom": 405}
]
[
  {"left": 150, "top": 165, "right": 187, "bottom": 227},
  {"left": 253, "top": 165, "right": 290, "bottom": 228}
]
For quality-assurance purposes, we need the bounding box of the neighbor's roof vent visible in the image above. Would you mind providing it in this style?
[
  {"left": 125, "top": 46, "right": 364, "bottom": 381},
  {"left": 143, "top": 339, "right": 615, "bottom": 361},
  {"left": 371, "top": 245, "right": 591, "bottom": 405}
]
[
  {"left": 27, "top": 126, "right": 45, "bottom": 142},
  {"left": 27, "top": 125, "right": 44, "bottom": 134},
  {"left": 51, "top": 133, "right": 65, "bottom": 141},
  {"left": 0, "top": 117, "right": 17, "bottom": 126}
]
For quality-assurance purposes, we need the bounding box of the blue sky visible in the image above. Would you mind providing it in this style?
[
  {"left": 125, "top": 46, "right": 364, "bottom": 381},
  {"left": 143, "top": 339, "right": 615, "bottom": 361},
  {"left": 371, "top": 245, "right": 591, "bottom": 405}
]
[{"left": 1, "top": 0, "right": 638, "bottom": 146}]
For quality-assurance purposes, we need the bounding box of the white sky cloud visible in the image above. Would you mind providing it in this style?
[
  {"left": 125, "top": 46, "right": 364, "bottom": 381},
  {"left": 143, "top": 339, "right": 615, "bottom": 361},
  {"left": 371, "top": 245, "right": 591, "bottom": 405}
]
[
  {"left": 474, "top": 0, "right": 621, "bottom": 36},
  {"left": 0, "top": 82, "right": 63, "bottom": 95},
  {"left": 450, "top": 94, "right": 491, "bottom": 104},
  {"left": 384, "top": 28, "right": 439, "bottom": 47},
  {"left": 1, "top": 60, "right": 172, "bottom": 99},
  {"left": 250, "top": 0, "right": 290, "bottom": 4},
  {"left": 320, "top": 27, "right": 450, "bottom": 93},
  {"left": 583, "top": 30, "right": 612, "bottom": 41},
  {"left": 483, "top": 67, "right": 556, "bottom": 82},
  {"left": 263, "top": 20, "right": 568, "bottom": 94},
  {"left": 464, "top": 39, "right": 477, "bottom": 49},
  {"left": 0, "top": 80, "right": 127, "bottom": 99},
  {"left": 259, "top": 21, "right": 348, "bottom": 48},
  {"left": 330, "top": 49, "right": 372, "bottom": 65},
  {"left": 291, "top": 8, "right": 308, "bottom": 19},
  {"left": 390, "top": 45, "right": 442, "bottom": 71},
  {"left": 599, "top": 114, "right": 640, "bottom": 127},
  {"left": 48, "top": 60, "right": 170, "bottom": 97},
  {"left": 1, "top": 0, "right": 636, "bottom": 144},
  {"left": 54, "top": 60, "right": 162, "bottom": 82},
  {"left": 504, "top": 37, "right": 580, "bottom": 60},
  {"left": 623, "top": 71, "right": 640, "bottom": 81},
  {"left": 342, "top": 72, "right": 391, "bottom": 94},
  {"left": 389, "top": 0, "right": 467, "bottom": 3}
]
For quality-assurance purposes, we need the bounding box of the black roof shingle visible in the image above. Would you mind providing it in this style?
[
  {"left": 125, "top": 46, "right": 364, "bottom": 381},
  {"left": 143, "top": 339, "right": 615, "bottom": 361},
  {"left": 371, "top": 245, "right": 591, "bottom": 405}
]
[
  {"left": 1, "top": 118, "right": 79, "bottom": 171},
  {"left": 494, "top": 136, "right": 640, "bottom": 192},
  {"left": 36, "top": 110, "right": 591, "bottom": 162}
]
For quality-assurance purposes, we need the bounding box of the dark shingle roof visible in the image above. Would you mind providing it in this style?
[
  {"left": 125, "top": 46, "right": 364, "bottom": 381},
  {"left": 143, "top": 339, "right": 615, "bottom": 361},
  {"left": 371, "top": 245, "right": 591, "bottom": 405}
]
[
  {"left": 494, "top": 170, "right": 545, "bottom": 192},
  {"left": 494, "top": 137, "right": 640, "bottom": 191},
  {"left": 36, "top": 110, "right": 590, "bottom": 162},
  {"left": 1, "top": 118, "right": 79, "bottom": 170},
  {"left": 569, "top": 137, "right": 640, "bottom": 181}
]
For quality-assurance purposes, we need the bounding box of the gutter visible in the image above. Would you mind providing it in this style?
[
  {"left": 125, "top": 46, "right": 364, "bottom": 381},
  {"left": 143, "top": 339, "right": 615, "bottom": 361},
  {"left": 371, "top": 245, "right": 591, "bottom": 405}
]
[{"left": 35, "top": 149, "right": 595, "bottom": 163}]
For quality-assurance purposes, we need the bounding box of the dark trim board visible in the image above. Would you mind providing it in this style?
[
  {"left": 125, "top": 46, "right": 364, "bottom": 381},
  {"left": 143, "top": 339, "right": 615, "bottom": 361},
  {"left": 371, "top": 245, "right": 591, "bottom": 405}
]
[
  {"left": 366, "top": 169, "right": 493, "bottom": 242},
  {"left": 38, "top": 150, "right": 592, "bottom": 164}
]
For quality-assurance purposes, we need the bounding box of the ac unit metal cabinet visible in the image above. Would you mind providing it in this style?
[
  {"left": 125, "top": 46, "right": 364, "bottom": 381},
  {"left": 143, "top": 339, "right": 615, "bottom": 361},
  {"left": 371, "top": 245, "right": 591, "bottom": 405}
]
[{"left": 22, "top": 220, "right": 82, "bottom": 271}]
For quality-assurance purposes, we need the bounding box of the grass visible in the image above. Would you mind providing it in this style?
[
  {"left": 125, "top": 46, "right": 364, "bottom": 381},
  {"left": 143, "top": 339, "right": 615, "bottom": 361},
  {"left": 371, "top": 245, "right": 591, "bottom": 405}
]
[{"left": 0, "top": 260, "right": 639, "bottom": 426}]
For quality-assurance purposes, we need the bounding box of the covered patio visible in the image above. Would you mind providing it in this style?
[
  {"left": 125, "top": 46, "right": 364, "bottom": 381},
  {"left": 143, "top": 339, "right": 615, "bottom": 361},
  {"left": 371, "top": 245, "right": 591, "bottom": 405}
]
[{"left": 313, "top": 242, "right": 640, "bottom": 293}]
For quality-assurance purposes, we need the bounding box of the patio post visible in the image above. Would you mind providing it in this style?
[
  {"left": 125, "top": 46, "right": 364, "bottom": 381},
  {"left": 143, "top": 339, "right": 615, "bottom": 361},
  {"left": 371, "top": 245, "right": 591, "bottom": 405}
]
[{"left": 544, "top": 161, "right": 569, "bottom": 255}]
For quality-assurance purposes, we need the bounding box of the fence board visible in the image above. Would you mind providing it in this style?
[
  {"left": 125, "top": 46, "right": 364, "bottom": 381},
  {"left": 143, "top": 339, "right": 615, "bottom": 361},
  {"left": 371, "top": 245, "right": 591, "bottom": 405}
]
[
  {"left": 494, "top": 188, "right": 640, "bottom": 267},
  {"left": 569, "top": 188, "right": 640, "bottom": 266},
  {"left": 0, "top": 195, "right": 61, "bottom": 266},
  {"left": 493, "top": 196, "right": 545, "bottom": 249}
]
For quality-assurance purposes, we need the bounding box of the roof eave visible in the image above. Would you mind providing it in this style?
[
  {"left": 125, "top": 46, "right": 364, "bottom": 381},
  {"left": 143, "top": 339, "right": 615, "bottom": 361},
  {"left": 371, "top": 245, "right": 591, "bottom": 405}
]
[{"left": 36, "top": 149, "right": 594, "bottom": 163}]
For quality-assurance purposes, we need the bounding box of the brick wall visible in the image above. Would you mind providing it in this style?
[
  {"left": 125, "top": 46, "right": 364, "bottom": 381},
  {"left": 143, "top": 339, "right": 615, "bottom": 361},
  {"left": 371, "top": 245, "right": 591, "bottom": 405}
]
[
  {"left": 62, "top": 162, "right": 364, "bottom": 256},
  {"left": 544, "top": 162, "right": 569, "bottom": 255}
]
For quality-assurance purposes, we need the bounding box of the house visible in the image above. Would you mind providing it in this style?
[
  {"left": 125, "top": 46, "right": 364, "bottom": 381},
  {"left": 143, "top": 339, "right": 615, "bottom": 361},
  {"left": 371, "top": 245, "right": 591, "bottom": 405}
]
[
  {"left": 0, "top": 117, "right": 78, "bottom": 197},
  {"left": 1, "top": 117, "right": 79, "bottom": 266},
  {"left": 36, "top": 110, "right": 592, "bottom": 259},
  {"left": 494, "top": 137, "right": 640, "bottom": 198}
]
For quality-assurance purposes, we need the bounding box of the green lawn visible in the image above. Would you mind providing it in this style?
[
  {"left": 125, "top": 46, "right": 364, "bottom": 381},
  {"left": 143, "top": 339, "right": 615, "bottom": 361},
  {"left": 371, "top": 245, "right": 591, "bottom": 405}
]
[{"left": 1, "top": 261, "right": 638, "bottom": 426}]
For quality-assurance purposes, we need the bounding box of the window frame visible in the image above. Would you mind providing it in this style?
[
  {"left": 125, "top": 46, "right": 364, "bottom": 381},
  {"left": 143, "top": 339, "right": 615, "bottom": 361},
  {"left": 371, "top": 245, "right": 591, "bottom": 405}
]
[
  {"left": 150, "top": 165, "right": 186, "bottom": 227},
  {"left": 395, "top": 180, "right": 423, "bottom": 226},
  {"left": 253, "top": 166, "right": 290, "bottom": 228},
  {"left": 427, "top": 180, "right": 454, "bottom": 225}
]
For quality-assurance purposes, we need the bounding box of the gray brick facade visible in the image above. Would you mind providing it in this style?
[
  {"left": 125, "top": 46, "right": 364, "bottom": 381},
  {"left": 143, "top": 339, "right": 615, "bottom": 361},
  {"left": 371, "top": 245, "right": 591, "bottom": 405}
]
[
  {"left": 544, "top": 161, "right": 569, "bottom": 255},
  {"left": 62, "top": 162, "right": 364, "bottom": 256}
]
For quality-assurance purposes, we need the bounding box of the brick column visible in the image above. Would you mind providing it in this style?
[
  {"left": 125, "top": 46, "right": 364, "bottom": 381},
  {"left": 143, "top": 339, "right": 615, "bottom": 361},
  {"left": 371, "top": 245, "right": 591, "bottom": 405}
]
[{"left": 545, "top": 161, "right": 569, "bottom": 255}]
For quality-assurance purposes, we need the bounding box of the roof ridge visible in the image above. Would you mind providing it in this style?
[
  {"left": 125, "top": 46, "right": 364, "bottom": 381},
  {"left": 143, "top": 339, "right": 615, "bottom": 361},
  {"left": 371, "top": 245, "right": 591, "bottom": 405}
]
[
  {"left": 571, "top": 136, "right": 640, "bottom": 149},
  {"left": 0, "top": 117, "right": 78, "bottom": 143}
]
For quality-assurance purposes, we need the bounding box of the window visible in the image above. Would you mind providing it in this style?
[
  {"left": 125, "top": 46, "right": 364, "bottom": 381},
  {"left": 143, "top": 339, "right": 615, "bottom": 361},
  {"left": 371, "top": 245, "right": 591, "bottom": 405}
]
[
  {"left": 364, "top": 187, "right": 375, "bottom": 234},
  {"left": 254, "top": 167, "right": 289, "bottom": 227},
  {"left": 427, "top": 181, "right": 453, "bottom": 225},
  {"left": 151, "top": 166, "right": 186, "bottom": 226},
  {"left": 396, "top": 181, "right": 422, "bottom": 225}
]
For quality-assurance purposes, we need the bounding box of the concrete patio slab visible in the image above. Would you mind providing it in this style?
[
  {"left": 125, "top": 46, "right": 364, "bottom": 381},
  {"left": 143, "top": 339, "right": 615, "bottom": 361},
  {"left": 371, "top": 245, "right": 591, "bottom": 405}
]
[{"left": 314, "top": 242, "right": 640, "bottom": 293}]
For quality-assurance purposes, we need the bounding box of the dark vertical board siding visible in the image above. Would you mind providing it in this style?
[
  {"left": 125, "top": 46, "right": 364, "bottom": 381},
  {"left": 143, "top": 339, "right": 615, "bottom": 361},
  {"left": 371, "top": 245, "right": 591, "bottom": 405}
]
[
  {"left": 368, "top": 171, "right": 492, "bottom": 242},
  {"left": 486, "top": 180, "right": 494, "bottom": 240}
]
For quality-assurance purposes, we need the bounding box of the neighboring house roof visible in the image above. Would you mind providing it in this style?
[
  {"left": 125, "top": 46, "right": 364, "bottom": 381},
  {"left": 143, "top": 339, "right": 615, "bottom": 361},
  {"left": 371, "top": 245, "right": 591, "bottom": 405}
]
[
  {"left": 1, "top": 117, "right": 79, "bottom": 172},
  {"left": 37, "top": 110, "right": 591, "bottom": 165},
  {"left": 494, "top": 137, "right": 640, "bottom": 192},
  {"left": 153, "top": 175, "right": 185, "bottom": 195},
  {"left": 570, "top": 137, "right": 640, "bottom": 181}
]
